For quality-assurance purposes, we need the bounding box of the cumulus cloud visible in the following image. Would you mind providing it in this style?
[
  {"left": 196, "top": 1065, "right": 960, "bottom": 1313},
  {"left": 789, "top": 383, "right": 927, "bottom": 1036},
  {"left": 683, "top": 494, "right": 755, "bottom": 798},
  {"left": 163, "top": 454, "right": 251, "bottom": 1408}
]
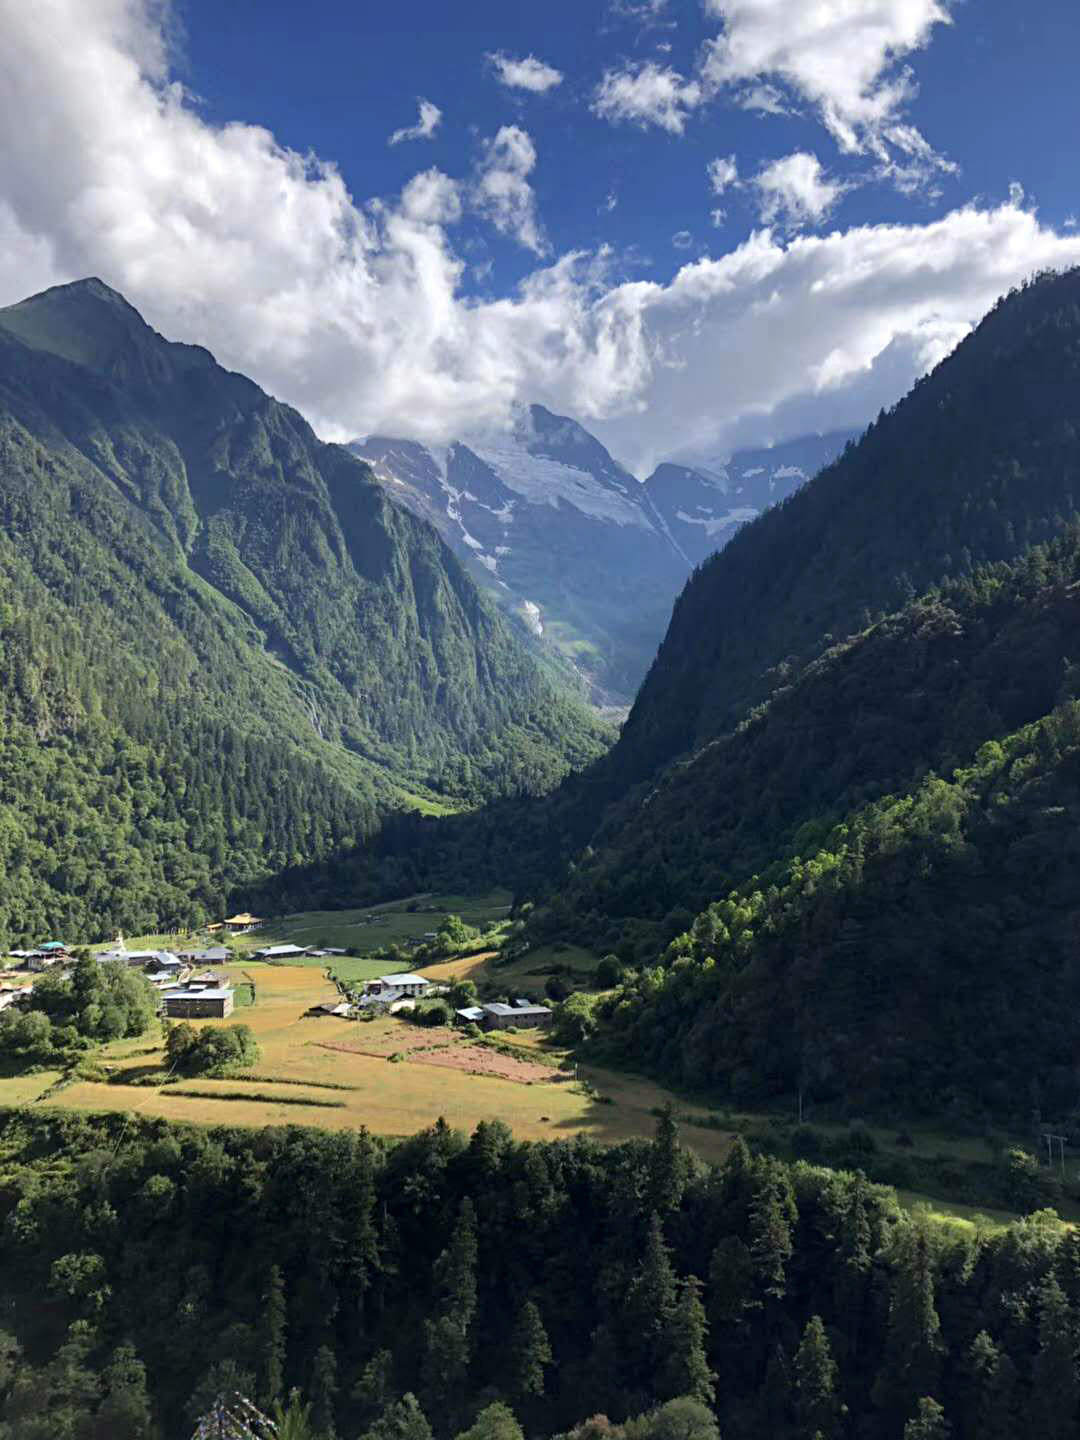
[
  {"left": 487, "top": 52, "right": 563, "bottom": 93},
  {"left": 2, "top": 0, "right": 1080, "bottom": 479},
  {"left": 753, "top": 152, "right": 845, "bottom": 230},
  {"left": 388, "top": 98, "right": 442, "bottom": 146},
  {"left": 592, "top": 61, "right": 703, "bottom": 134},
  {"left": 473, "top": 126, "right": 548, "bottom": 255},
  {"left": 671, "top": 230, "right": 694, "bottom": 249},
  {"left": 708, "top": 155, "right": 739, "bottom": 195},
  {"left": 701, "top": 0, "right": 952, "bottom": 177}
]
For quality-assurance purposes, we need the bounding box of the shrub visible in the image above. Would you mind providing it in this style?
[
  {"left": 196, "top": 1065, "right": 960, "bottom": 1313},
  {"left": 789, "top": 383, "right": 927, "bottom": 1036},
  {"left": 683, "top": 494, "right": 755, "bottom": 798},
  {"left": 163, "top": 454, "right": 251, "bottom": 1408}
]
[
  {"left": 165, "top": 1023, "right": 259, "bottom": 1077},
  {"left": 417, "top": 1001, "right": 451, "bottom": 1028},
  {"left": 594, "top": 954, "right": 623, "bottom": 989}
]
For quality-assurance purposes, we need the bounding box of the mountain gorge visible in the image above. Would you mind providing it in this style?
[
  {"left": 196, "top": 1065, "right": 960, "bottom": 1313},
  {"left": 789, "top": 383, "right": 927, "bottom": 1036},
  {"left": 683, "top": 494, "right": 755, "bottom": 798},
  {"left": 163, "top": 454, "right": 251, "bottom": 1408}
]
[
  {"left": 355, "top": 415, "right": 851, "bottom": 705},
  {"left": 0, "top": 278, "right": 606, "bottom": 941}
]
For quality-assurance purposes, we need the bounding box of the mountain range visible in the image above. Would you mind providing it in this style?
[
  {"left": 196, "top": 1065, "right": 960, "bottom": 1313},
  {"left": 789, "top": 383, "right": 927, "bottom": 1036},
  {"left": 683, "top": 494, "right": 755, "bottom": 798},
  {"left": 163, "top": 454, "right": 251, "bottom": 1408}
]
[
  {"left": 354, "top": 416, "right": 853, "bottom": 706},
  {"left": 0, "top": 277, "right": 607, "bottom": 940}
]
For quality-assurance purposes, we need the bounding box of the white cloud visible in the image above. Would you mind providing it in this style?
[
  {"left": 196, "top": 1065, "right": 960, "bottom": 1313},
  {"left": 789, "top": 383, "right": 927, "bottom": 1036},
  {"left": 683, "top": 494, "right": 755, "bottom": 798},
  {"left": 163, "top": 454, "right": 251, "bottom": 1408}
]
[
  {"left": 672, "top": 230, "right": 694, "bottom": 249},
  {"left": 388, "top": 98, "right": 442, "bottom": 146},
  {"left": 2, "top": 0, "right": 1080, "bottom": 481},
  {"left": 708, "top": 155, "right": 739, "bottom": 195},
  {"left": 487, "top": 52, "right": 563, "bottom": 94},
  {"left": 710, "top": 208, "right": 727, "bottom": 228},
  {"left": 753, "top": 152, "right": 845, "bottom": 230},
  {"left": 737, "top": 82, "right": 792, "bottom": 116},
  {"left": 592, "top": 61, "right": 703, "bottom": 135},
  {"left": 473, "top": 126, "right": 548, "bottom": 255},
  {"left": 400, "top": 169, "right": 463, "bottom": 226},
  {"left": 608, "top": 0, "right": 672, "bottom": 23},
  {"left": 701, "top": 0, "right": 952, "bottom": 173},
  {"left": 599, "top": 190, "right": 619, "bottom": 214}
]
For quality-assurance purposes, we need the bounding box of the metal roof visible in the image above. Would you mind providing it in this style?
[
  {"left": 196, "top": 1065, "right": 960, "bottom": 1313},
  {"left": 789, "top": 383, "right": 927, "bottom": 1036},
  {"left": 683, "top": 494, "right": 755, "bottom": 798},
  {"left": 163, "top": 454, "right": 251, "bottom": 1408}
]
[
  {"left": 484, "top": 1002, "right": 552, "bottom": 1017},
  {"left": 162, "top": 987, "right": 233, "bottom": 1001}
]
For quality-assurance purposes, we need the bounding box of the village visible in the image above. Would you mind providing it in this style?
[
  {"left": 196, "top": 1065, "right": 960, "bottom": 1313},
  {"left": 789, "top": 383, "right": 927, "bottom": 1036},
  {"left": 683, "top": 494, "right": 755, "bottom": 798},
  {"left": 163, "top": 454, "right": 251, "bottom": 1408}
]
[
  {"left": 0, "top": 910, "right": 555, "bottom": 1033},
  {"left": 0, "top": 901, "right": 721, "bottom": 1160}
]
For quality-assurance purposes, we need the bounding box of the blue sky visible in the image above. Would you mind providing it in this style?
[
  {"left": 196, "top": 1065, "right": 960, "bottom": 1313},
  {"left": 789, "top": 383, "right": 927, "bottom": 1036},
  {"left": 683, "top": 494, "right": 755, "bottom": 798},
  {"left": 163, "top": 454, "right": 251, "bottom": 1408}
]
[
  {"left": 1, "top": 1, "right": 1079, "bottom": 470},
  {"left": 180, "top": 0, "right": 1079, "bottom": 285}
]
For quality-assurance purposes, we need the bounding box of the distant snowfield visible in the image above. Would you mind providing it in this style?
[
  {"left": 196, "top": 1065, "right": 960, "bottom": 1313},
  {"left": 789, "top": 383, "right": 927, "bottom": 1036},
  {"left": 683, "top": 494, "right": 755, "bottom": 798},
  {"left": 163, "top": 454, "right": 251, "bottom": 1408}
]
[
  {"left": 674, "top": 505, "right": 760, "bottom": 536},
  {"left": 467, "top": 440, "right": 652, "bottom": 529}
]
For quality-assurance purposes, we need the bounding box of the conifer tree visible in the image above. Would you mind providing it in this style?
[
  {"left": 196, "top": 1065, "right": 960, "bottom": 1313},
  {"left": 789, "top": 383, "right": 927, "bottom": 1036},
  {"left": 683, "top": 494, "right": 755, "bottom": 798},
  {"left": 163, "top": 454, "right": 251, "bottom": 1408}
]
[
  {"left": 794, "top": 1316, "right": 839, "bottom": 1440},
  {"left": 760, "top": 1343, "right": 794, "bottom": 1439},
  {"left": 432, "top": 1197, "right": 478, "bottom": 1329},
  {"left": 749, "top": 1166, "right": 796, "bottom": 1300},
  {"left": 903, "top": 1396, "right": 948, "bottom": 1440},
  {"left": 646, "top": 1104, "right": 689, "bottom": 1215},
  {"left": 309, "top": 1343, "right": 338, "bottom": 1440},
  {"left": 707, "top": 1236, "right": 756, "bottom": 1329},
  {"left": 1030, "top": 1272, "right": 1079, "bottom": 1440},
  {"left": 260, "top": 1264, "right": 287, "bottom": 1411},
  {"left": 658, "top": 1276, "right": 715, "bottom": 1404},
  {"left": 624, "top": 1212, "right": 678, "bottom": 1383},
  {"left": 508, "top": 1299, "right": 553, "bottom": 1400},
  {"left": 873, "top": 1230, "right": 944, "bottom": 1426},
  {"left": 454, "top": 1401, "right": 525, "bottom": 1440},
  {"left": 834, "top": 1173, "right": 873, "bottom": 1354},
  {"left": 93, "top": 1343, "right": 158, "bottom": 1440},
  {"left": 361, "top": 1393, "right": 433, "bottom": 1440},
  {"left": 981, "top": 1353, "right": 1018, "bottom": 1440}
]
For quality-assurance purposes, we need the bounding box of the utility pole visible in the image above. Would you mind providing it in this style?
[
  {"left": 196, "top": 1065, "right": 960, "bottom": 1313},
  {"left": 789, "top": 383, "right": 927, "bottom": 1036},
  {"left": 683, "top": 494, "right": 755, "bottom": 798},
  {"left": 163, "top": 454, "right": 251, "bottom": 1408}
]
[{"left": 1044, "top": 1133, "right": 1068, "bottom": 1179}]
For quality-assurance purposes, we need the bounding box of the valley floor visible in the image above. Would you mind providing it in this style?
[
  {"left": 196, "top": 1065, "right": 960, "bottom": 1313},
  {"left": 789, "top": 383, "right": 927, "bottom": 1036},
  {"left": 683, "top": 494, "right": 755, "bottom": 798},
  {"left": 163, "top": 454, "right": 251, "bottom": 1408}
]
[{"left": 0, "top": 962, "right": 731, "bottom": 1160}]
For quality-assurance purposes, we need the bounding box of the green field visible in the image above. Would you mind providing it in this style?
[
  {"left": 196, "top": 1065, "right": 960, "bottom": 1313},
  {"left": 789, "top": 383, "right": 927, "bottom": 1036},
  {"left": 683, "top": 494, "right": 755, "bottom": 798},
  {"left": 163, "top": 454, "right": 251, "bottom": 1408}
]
[{"left": 95, "top": 891, "right": 515, "bottom": 971}]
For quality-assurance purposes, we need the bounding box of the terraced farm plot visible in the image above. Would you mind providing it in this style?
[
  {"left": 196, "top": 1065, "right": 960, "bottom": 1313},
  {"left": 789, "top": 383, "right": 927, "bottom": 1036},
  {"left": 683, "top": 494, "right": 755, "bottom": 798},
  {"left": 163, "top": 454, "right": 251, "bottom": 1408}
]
[
  {"left": 411, "top": 1045, "right": 559, "bottom": 1084},
  {"left": 0, "top": 963, "right": 731, "bottom": 1160}
]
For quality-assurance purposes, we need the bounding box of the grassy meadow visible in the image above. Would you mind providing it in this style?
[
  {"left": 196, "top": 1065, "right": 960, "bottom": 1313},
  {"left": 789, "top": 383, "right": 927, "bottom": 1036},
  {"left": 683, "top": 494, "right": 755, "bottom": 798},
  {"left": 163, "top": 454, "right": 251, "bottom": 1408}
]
[{"left": 0, "top": 963, "right": 731, "bottom": 1161}]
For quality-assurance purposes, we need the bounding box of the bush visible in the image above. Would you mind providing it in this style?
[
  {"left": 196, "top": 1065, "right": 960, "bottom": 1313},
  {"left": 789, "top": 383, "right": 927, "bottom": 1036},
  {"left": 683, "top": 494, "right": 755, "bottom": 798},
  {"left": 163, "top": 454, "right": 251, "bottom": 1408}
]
[
  {"left": 594, "top": 954, "right": 623, "bottom": 989},
  {"left": 790, "top": 1124, "right": 825, "bottom": 1160},
  {"left": 544, "top": 975, "right": 569, "bottom": 1002},
  {"left": 847, "top": 1120, "right": 878, "bottom": 1154},
  {"left": 165, "top": 1023, "right": 259, "bottom": 1077},
  {"left": 554, "top": 992, "right": 598, "bottom": 1045},
  {"left": 417, "top": 1001, "right": 451, "bottom": 1028}
]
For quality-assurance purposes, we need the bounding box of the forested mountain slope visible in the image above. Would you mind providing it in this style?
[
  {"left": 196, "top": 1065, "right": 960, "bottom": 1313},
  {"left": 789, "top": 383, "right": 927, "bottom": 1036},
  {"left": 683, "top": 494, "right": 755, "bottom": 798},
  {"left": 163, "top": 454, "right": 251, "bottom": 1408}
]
[
  {"left": 529, "top": 534, "right": 1080, "bottom": 957},
  {"left": 615, "top": 268, "right": 1080, "bottom": 790},
  {"left": 595, "top": 693, "right": 1080, "bottom": 1116},
  {"left": 0, "top": 279, "right": 606, "bottom": 941}
]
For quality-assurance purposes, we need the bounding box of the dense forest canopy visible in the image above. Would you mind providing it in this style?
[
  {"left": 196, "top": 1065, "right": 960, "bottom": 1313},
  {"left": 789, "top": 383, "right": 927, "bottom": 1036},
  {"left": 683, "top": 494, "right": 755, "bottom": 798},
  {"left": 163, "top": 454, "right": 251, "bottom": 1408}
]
[{"left": 2, "top": 1109, "right": 1079, "bottom": 1440}]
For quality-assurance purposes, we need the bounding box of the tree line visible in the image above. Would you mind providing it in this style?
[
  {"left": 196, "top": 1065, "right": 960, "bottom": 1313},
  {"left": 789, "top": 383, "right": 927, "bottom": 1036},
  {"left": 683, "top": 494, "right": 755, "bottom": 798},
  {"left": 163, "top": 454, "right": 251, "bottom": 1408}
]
[{"left": 2, "top": 1108, "right": 1080, "bottom": 1438}]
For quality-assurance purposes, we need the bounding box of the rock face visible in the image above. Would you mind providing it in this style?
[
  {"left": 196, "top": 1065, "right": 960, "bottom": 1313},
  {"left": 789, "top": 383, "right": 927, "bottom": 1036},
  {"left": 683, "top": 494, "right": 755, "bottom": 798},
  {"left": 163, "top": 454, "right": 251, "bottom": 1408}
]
[{"left": 355, "top": 411, "right": 853, "bottom": 707}]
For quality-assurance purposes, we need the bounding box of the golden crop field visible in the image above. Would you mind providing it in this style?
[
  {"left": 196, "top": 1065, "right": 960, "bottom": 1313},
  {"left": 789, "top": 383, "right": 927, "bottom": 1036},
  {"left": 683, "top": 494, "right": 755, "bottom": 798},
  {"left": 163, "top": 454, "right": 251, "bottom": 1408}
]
[{"left": 1, "top": 963, "right": 731, "bottom": 1161}]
